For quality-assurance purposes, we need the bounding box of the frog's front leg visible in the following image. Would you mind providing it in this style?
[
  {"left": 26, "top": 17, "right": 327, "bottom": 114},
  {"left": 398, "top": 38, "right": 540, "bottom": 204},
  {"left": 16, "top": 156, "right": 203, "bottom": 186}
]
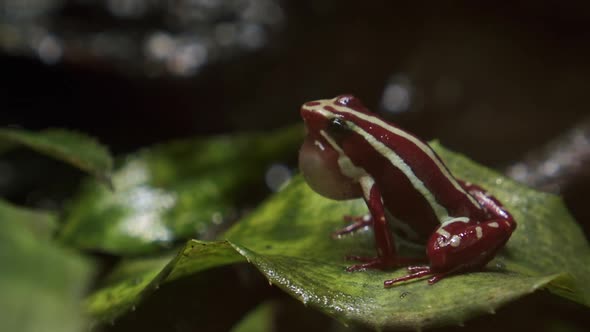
[
  {"left": 331, "top": 214, "right": 372, "bottom": 238},
  {"left": 345, "top": 177, "right": 399, "bottom": 271}
]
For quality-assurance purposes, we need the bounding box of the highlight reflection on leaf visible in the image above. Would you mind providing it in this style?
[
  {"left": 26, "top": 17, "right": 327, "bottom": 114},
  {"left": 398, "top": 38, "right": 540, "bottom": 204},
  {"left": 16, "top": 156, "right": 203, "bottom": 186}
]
[{"left": 59, "top": 126, "right": 303, "bottom": 255}]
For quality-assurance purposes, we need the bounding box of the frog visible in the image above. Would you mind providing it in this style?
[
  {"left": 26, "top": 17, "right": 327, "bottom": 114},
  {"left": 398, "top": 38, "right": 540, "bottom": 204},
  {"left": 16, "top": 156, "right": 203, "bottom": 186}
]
[{"left": 298, "top": 95, "right": 516, "bottom": 286}]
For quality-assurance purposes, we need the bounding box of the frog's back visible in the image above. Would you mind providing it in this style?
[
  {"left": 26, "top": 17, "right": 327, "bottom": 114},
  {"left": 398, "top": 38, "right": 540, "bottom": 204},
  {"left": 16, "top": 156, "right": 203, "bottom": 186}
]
[{"left": 326, "top": 95, "right": 486, "bottom": 223}]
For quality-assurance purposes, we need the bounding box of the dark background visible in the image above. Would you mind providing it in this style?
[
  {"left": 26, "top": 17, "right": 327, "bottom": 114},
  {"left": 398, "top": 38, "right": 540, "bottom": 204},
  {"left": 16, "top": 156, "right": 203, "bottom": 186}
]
[{"left": 3, "top": 2, "right": 589, "bottom": 158}]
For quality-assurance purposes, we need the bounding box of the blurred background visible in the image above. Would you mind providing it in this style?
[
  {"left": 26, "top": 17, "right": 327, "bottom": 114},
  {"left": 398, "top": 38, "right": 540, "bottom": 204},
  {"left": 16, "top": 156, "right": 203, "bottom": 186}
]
[
  {"left": 2, "top": 0, "right": 589, "bottom": 233},
  {"left": 2, "top": 1, "right": 588, "bottom": 153},
  {"left": 1, "top": 1, "right": 589, "bottom": 331}
]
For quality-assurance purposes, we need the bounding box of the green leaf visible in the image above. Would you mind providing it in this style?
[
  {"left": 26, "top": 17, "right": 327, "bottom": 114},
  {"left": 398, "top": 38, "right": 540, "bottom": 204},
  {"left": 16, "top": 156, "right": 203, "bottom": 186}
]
[
  {"left": 0, "top": 199, "right": 57, "bottom": 240},
  {"left": 85, "top": 143, "right": 590, "bottom": 329},
  {"left": 0, "top": 200, "right": 93, "bottom": 332},
  {"left": 59, "top": 126, "right": 303, "bottom": 255},
  {"left": 222, "top": 179, "right": 576, "bottom": 330},
  {"left": 0, "top": 128, "right": 113, "bottom": 185}
]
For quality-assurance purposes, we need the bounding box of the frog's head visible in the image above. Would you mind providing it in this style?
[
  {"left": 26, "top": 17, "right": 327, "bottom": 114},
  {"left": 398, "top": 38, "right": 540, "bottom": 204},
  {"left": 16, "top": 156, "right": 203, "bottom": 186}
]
[
  {"left": 299, "top": 94, "right": 370, "bottom": 136},
  {"left": 299, "top": 95, "right": 368, "bottom": 200}
]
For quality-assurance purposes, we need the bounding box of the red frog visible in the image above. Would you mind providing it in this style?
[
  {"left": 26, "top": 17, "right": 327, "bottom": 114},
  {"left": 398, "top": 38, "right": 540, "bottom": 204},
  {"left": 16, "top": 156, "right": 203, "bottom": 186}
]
[{"left": 298, "top": 95, "right": 516, "bottom": 286}]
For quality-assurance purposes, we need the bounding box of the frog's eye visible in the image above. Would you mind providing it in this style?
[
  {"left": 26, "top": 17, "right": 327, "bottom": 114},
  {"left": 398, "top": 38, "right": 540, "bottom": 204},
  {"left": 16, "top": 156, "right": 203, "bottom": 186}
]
[
  {"left": 326, "top": 117, "right": 351, "bottom": 141},
  {"left": 336, "top": 95, "right": 357, "bottom": 106}
]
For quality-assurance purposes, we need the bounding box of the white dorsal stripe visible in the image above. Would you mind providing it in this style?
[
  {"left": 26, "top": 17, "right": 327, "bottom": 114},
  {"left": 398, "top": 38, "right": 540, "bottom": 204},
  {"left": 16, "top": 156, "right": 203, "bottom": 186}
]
[
  {"left": 322, "top": 126, "right": 451, "bottom": 223},
  {"left": 309, "top": 99, "right": 481, "bottom": 210},
  {"left": 335, "top": 104, "right": 479, "bottom": 208},
  {"left": 347, "top": 122, "right": 452, "bottom": 222}
]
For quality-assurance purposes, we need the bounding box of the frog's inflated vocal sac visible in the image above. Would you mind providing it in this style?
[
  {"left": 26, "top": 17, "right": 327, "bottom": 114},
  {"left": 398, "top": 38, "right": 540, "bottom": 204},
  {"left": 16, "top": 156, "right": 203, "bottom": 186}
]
[{"left": 298, "top": 95, "right": 516, "bottom": 286}]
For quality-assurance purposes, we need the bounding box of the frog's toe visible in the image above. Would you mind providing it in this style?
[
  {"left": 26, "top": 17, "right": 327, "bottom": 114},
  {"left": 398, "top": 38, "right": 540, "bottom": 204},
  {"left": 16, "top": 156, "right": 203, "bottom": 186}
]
[
  {"left": 384, "top": 268, "right": 433, "bottom": 287},
  {"left": 331, "top": 216, "right": 372, "bottom": 238},
  {"left": 344, "top": 255, "right": 394, "bottom": 271}
]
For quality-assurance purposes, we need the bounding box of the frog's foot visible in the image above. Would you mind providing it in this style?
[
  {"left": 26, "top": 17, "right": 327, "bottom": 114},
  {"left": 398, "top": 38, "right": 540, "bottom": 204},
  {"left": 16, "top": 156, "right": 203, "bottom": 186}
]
[
  {"left": 383, "top": 265, "right": 459, "bottom": 287},
  {"left": 383, "top": 266, "right": 433, "bottom": 287},
  {"left": 331, "top": 215, "right": 372, "bottom": 238},
  {"left": 345, "top": 255, "right": 393, "bottom": 271},
  {"left": 345, "top": 255, "right": 425, "bottom": 272}
]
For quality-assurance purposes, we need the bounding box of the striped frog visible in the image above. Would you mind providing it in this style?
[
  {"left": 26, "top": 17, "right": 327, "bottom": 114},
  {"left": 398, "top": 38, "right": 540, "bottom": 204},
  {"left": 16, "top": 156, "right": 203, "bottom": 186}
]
[{"left": 298, "top": 95, "right": 516, "bottom": 286}]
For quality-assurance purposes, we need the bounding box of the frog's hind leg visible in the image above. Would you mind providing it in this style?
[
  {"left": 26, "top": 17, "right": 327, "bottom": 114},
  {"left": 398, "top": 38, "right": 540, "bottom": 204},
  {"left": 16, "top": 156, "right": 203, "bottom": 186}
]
[{"left": 384, "top": 268, "right": 432, "bottom": 287}]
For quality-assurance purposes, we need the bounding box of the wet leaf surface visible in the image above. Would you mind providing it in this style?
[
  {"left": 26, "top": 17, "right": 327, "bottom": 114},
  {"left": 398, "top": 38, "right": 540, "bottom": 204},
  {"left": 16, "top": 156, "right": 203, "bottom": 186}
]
[{"left": 85, "top": 143, "right": 590, "bottom": 329}]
